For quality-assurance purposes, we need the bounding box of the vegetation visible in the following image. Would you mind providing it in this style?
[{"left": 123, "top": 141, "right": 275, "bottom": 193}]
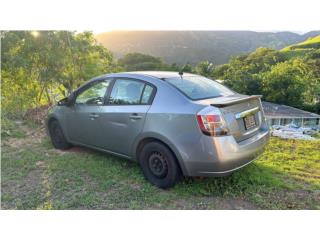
[
  {"left": 2, "top": 31, "right": 319, "bottom": 117},
  {"left": 282, "top": 35, "right": 320, "bottom": 51},
  {"left": 1, "top": 120, "right": 319, "bottom": 209},
  {"left": 118, "top": 52, "right": 179, "bottom": 71},
  {"left": 212, "top": 36, "right": 320, "bottom": 113},
  {"left": 1, "top": 31, "right": 120, "bottom": 118},
  {"left": 194, "top": 61, "right": 214, "bottom": 77}
]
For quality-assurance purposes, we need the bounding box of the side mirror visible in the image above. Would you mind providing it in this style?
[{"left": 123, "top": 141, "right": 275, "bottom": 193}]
[{"left": 57, "top": 93, "right": 75, "bottom": 106}]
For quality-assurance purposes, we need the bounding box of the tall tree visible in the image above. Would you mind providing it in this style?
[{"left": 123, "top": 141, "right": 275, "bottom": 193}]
[{"left": 1, "top": 31, "right": 116, "bottom": 116}]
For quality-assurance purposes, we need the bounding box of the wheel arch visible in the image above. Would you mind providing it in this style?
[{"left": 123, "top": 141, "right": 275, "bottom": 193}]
[
  {"left": 46, "top": 115, "right": 58, "bottom": 135},
  {"left": 133, "top": 133, "right": 188, "bottom": 175},
  {"left": 46, "top": 113, "right": 70, "bottom": 141},
  {"left": 47, "top": 116, "right": 58, "bottom": 126}
]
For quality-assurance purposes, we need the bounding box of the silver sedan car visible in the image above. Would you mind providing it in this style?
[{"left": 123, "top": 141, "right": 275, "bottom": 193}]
[{"left": 47, "top": 71, "right": 270, "bottom": 188}]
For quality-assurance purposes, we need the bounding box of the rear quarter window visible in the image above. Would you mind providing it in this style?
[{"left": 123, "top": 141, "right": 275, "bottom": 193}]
[
  {"left": 141, "top": 85, "right": 154, "bottom": 104},
  {"left": 165, "top": 76, "right": 234, "bottom": 100}
]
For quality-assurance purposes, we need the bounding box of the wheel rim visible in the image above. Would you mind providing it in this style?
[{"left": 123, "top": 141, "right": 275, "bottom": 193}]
[
  {"left": 148, "top": 151, "right": 168, "bottom": 178},
  {"left": 51, "top": 124, "right": 63, "bottom": 144}
]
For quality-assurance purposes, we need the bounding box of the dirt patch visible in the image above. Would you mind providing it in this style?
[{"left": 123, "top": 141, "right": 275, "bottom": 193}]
[
  {"left": 66, "top": 146, "right": 95, "bottom": 154},
  {"left": 24, "top": 105, "right": 51, "bottom": 125},
  {"left": 257, "top": 189, "right": 320, "bottom": 209},
  {"left": 1, "top": 168, "right": 45, "bottom": 209},
  {"left": 222, "top": 198, "right": 260, "bottom": 210},
  {"left": 44, "top": 146, "right": 96, "bottom": 156},
  {"left": 169, "top": 196, "right": 260, "bottom": 210},
  {"left": 36, "top": 161, "right": 46, "bottom": 167},
  {"left": 3, "top": 124, "right": 46, "bottom": 149},
  {"left": 291, "top": 190, "right": 320, "bottom": 209}
]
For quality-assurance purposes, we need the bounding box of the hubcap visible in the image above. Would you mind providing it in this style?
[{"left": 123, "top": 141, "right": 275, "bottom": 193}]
[{"left": 148, "top": 151, "right": 168, "bottom": 178}]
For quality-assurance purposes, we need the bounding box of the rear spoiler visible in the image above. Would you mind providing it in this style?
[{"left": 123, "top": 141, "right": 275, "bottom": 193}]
[{"left": 210, "top": 95, "right": 262, "bottom": 107}]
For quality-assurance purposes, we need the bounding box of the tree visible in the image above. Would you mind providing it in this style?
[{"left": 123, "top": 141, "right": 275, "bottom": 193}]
[
  {"left": 1, "top": 31, "right": 116, "bottom": 117},
  {"left": 211, "top": 48, "right": 286, "bottom": 95},
  {"left": 195, "top": 61, "right": 214, "bottom": 77},
  {"left": 180, "top": 63, "right": 193, "bottom": 73},
  {"left": 118, "top": 52, "right": 168, "bottom": 71},
  {"left": 262, "top": 59, "right": 307, "bottom": 107},
  {"left": 303, "top": 50, "right": 320, "bottom": 105}
]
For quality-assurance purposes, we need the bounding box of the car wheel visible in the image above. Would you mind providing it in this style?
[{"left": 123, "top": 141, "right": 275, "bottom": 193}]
[
  {"left": 49, "top": 120, "right": 72, "bottom": 150},
  {"left": 138, "top": 141, "right": 181, "bottom": 189}
]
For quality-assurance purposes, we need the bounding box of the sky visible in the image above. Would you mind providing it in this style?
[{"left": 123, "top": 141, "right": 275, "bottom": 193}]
[{"left": 1, "top": 0, "right": 320, "bottom": 33}]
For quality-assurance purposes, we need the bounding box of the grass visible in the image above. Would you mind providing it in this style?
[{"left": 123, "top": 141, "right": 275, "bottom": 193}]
[
  {"left": 282, "top": 35, "right": 320, "bottom": 51},
  {"left": 1, "top": 118, "right": 26, "bottom": 139},
  {"left": 1, "top": 120, "right": 320, "bottom": 209},
  {"left": 280, "top": 35, "right": 320, "bottom": 60}
]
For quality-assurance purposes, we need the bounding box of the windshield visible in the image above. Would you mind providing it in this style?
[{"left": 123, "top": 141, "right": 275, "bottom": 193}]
[{"left": 165, "top": 76, "right": 234, "bottom": 100}]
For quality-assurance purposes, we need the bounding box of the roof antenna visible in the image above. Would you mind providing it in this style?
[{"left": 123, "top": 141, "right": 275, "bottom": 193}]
[{"left": 178, "top": 70, "right": 183, "bottom": 79}]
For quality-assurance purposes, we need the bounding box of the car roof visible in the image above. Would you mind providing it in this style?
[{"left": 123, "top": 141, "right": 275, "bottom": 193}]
[
  {"left": 81, "top": 71, "right": 198, "bottom": 92},
  {"left": 111, "top": 71, "right": 199, "bottom": 80}
]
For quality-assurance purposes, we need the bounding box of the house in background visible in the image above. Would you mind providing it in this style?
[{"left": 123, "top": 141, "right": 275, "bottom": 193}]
[{"left": 261, "top": 101, "right": 320, "bottom": 127}]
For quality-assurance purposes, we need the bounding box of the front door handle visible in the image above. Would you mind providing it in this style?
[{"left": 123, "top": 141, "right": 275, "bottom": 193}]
[
  {"left": 129, "top": 113, "right": 142, "bottom": 120},
  {"left": 89, "top": 113, "right": 100, "bottom": 120}
]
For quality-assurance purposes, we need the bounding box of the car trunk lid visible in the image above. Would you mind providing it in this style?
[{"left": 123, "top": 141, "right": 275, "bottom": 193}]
[{"left": 197, "top": 94, "right": 264, "bottom": 142}]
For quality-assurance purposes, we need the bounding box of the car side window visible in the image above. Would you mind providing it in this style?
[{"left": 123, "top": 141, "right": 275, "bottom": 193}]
[
  {"left": 109, "top": 79, "right": 146, "bottom": 105},
  {"left": 141, "top": 84, "right": 154, "bottom": 104},
  {"left": 75, "top": 80, "right": 111, "bottom": 105}
]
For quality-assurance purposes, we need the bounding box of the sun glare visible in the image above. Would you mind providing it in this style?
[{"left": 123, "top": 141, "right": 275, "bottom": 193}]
[{"left": 31, "top": 31, "right": 40, "bottom": 38}]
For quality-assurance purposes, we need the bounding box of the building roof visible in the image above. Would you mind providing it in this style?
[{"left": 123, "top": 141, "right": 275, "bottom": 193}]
[{"left": 262, "top": 101, "right": 320, "bottom": 119}]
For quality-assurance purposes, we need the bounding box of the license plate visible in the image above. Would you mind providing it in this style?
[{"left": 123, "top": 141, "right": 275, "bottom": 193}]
[{"left": 243, "top": 114, "right": 256, "bottom": 130}]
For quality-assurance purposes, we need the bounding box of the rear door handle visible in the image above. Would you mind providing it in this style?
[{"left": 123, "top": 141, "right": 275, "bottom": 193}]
[
  {"left": 129, "top": 113, "right": 142, "bottom": 120},
  {"left": 89, "top": 113, "right": 100, "bottom": 120}
]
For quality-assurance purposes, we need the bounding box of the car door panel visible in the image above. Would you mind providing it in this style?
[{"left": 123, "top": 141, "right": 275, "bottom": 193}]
[
  {"left": 65, "top": 79, "right": 112, "bottom": 147},
  {"left": 96, "top": 78, "right": 155, "bottom": 156},
  {"left": 99, "top": 105, "right": 151, "bottom": 155},
  {"left": 66, "top": 104, "right": 103, "bottom": 146}
]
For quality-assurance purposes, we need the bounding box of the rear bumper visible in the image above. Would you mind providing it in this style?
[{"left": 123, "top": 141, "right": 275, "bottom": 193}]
[{"left": 183, "top": 128, "right": 270, "bottom": 176}]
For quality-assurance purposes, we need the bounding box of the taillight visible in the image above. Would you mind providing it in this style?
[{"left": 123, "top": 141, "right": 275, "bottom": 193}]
[{"left": 196, "top": 107, "right": 229, "bottom": 136}]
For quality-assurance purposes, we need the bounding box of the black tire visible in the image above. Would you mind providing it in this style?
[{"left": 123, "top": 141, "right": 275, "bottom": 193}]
[
  {"left": 138, "top": 141, "right": 181, "bottom": 189},
  {"left": 48, "top": 120, "right": 72, "bottom": 150}
]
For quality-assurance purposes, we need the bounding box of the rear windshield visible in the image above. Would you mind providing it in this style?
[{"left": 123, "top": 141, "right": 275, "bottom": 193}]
[{"left": 165, "top": 76, "right": 234, "bottom": 100}]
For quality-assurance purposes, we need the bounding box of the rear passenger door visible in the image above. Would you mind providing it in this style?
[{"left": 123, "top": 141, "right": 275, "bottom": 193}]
[{"left": 99, "top": 78, "right": 156, "bottom": 156}]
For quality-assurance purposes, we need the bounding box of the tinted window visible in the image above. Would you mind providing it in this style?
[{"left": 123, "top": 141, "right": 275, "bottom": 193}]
[
  {"left": 141, "top": 85, "right": 154, "bottom": 104},
  {"left": 75, "top": 80, "right": 111, "bottom": 105},
  {"left": 165, "top": 76, "right": 234, "bottom": 100},
  {"left": 109, "top": 79, "right": 145, "bottom": 105}
]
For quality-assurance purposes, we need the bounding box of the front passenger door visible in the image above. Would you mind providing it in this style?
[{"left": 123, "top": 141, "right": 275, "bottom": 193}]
[{"left": 66, "top": 79, "right": 112, "bottom": 147}]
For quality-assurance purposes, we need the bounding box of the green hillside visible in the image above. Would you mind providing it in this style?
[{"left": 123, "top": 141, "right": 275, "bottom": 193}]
[
  {"left": 283, "top": 35, "right": 320, "bottom": 50},
  {"left": 281, "top": 35, "right": 320, "bottom": 58}
]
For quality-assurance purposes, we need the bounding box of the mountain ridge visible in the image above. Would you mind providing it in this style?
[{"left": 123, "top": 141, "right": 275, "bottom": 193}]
[{"left": 96, "top": 31, "right": 320, "bottom": 65}]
